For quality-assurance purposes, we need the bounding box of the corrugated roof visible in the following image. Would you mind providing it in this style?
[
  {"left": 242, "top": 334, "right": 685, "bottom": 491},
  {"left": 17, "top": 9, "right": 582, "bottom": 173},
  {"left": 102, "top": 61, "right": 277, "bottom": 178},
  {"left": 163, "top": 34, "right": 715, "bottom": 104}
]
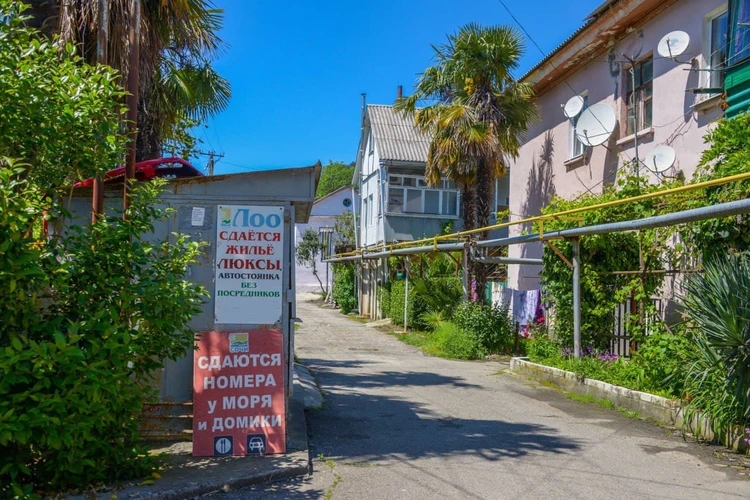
[{"left": 367, "top": 104, "right": 432, "bottom": 163}]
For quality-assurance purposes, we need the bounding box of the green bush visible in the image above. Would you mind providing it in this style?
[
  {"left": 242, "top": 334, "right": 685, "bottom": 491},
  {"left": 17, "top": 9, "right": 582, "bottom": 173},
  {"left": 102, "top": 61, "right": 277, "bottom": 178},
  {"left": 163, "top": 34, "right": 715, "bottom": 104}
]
[
  {"left": 378, "top": 282, "right": 391, "bottom": 318},
  {"left": 680, "top": 254, "right": 750, "bottom": 436},
  {"left": 389, "top": 280, "right": 425, "bottom": 328},
  {"left": 631, "top": 329, "right": 693, "bottom": 398},
  {"left": 453, "top": 302, "right": 513, "bottom": 354},
  {"left": 432, "top": 322, "right": 486, "bottom": 360},
  {"left": 526, "top": 334, "right": 560, "bottom": 362},
  {"left": 0, "top": 176, "right": 205, "bottom": 496},
  {"left": 412, "top": 277, "right": 463, "bottom": 315},
  {"left": 332, "top": 263, "right": 357, "bottom": 314}
]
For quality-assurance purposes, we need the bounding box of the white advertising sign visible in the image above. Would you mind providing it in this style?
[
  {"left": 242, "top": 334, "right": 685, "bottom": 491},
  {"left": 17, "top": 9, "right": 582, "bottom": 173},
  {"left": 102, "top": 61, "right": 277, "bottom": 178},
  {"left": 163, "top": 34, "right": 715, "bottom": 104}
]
[{"left": 214, "top": 205, "right": 285, "bottom": 325}]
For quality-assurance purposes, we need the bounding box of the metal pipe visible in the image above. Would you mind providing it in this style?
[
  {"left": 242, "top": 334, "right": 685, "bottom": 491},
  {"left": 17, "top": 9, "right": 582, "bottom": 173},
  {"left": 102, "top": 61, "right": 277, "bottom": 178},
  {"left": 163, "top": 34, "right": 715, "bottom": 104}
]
[
  {"left": 462, "top": 247, "right": 469, "bottom": 301},
  {"left": 404, "top": 256, "right": 410, "bottom": 331},
  {"left": 473, "top": 256, "right": 543, "bottom": 265},
  {"left": 124, "top": 0, "right": 140, "bottom": 212},
  {"left": 362, "top": 242, "right": 466, "bottom": 259},
  {"left": 571, "top": 238, "right": 581, "bottom": 360},
  {"left": 478, "top": 198, "right": 750, "bottom": 247},
  {"left": 92, "top": 0, "right": 108, "bottom": 223},
  {"left": 326, "top": 255, "right": 362, "bottom": 263},
  {"left": 336, "top": 171, "right": 750, "bottom": 256}
]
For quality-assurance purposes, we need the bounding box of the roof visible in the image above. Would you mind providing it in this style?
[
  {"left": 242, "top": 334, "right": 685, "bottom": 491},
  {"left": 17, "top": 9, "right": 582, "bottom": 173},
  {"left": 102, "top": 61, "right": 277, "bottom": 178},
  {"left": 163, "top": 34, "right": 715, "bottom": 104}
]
[
  {"left": 520, "top": 0, "right": 619, "bottom": 82},
  {"left": 368, "top": 104, "right": 432, "bottom": 163},
  {"left": 313, "top": 185, "right": 353, "bottom": 206}
]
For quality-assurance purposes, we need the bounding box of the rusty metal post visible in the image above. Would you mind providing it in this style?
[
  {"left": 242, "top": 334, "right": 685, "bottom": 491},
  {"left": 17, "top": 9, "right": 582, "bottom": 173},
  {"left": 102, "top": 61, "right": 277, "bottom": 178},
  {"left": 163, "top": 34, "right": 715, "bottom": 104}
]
[
  {"left": 92, "top": 0, "right": 108, "bottom": 223},
  {"left": 124, "top": 0, "right": 140, "bottom": 213}
]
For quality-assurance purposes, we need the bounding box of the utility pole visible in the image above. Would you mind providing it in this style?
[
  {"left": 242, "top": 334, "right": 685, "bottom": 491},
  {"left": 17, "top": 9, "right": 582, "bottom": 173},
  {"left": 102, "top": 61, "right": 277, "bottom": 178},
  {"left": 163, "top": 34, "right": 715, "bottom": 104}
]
[
  {"left": 92, "top": 0, "right": 108, "bottom": 224},
  {"left": 124, "top": 0, "right": 140, "bottom": 213},
  {"left": 194, "top": 150, "right": 224, "bottom": 176}
]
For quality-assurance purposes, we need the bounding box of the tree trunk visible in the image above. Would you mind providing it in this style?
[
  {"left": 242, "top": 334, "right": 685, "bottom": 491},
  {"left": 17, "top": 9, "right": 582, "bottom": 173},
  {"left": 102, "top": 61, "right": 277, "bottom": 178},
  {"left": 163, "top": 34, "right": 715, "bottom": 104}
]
[
  {"left": 474, "top": 162, "right": 493, "bottom": 304},
  {"left": 460, "top": 181, "right": 477, "bottom": 301}
]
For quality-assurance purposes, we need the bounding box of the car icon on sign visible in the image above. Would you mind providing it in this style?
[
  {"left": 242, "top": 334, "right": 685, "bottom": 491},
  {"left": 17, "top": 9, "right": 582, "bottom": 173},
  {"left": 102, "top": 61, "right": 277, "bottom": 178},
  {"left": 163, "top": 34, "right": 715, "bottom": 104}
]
[{"left": 248, "top": 436, "right": 265, "bottom": 453}]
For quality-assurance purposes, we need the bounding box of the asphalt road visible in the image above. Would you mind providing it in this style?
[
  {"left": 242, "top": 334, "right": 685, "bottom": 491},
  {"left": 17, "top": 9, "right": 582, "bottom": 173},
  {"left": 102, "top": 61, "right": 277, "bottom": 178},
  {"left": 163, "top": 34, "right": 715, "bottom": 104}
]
[{"left": 224, "top": 295, "right": 750, "bottom": 499}]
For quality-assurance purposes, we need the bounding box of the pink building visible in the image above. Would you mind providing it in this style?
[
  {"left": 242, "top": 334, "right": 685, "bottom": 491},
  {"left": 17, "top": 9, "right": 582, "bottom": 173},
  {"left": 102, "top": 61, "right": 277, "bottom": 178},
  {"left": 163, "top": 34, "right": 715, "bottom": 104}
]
[{"left": 508, "top": 0, "right": 728, "bottom": 290}]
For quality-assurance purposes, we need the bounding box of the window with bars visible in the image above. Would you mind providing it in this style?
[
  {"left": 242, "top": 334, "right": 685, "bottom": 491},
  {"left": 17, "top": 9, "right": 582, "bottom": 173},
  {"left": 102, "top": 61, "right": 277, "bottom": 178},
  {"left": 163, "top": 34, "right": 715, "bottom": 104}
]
[
  {"left": 387, "top": 175, "right": 459, "bottom": 216},
  {"left": 624, "top": 57, "right": 653, "bottom": 136}
]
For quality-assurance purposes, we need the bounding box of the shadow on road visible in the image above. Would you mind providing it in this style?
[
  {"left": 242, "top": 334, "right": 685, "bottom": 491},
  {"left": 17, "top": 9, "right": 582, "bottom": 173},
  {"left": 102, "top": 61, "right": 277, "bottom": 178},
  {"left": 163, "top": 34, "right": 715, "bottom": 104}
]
[{"left": 304, "top": 357, "right": 581, "bottom": 463}]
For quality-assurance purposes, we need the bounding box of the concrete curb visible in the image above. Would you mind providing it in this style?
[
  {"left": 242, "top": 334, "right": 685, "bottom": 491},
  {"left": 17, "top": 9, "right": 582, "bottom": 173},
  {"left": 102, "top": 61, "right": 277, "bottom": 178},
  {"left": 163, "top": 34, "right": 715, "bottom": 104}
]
[
  {"left": 510, "top": 357, "right": 681, "bottom": 425},
  {"left": 294, "top": 363, "right": 324, "bottom": 410},
  {"left": 510, "top": 357, "right": 750, "bottom": 455}
]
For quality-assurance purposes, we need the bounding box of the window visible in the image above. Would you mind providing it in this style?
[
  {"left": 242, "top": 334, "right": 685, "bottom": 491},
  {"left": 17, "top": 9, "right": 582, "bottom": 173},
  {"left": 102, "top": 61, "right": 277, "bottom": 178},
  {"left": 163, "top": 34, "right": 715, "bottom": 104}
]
[
  {"left": 569, "top": 94, "right": 588, "bottom": 159},
  {"left": 731, "top": 0, "right": 750, "bottom": 64},
  {"left": 709, "top": 10, "right": 729, "bottom": 88},
  {"left": 367, "top": 194, "right": 373, "bottom": 224},
  {"left": 387, "top": 174, "right": 459, "bottom": 216},
  {"left": 388, "top": 188, "right": 404, "bottom": 213},
  {"left": 625, "top": 57, "right": 653, "bottom": 136}
]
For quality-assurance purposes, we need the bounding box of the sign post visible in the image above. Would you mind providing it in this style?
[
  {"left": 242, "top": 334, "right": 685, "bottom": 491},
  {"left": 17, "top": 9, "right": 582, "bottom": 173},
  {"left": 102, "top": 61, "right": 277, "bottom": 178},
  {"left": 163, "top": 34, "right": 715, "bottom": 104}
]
[{"left": 193, "top": 204, "right": 288, "bottom": 457}]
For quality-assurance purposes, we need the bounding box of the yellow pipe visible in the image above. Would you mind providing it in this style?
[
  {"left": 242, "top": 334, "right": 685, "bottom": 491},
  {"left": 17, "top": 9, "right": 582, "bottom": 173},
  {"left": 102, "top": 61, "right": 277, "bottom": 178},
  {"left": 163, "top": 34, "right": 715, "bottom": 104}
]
[{"left": 326, "top": 171, "right": 750, "bottom": 259}]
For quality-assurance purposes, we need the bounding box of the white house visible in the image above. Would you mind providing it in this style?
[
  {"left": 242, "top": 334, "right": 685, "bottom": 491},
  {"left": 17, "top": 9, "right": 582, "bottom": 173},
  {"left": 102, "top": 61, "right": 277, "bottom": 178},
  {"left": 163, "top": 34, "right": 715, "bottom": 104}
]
[
  {"left": 352, "top": 102, "right": 511, "bottom": 317},
  {"left": 295, "top": 186, "right": 357, "bottom": 293}
]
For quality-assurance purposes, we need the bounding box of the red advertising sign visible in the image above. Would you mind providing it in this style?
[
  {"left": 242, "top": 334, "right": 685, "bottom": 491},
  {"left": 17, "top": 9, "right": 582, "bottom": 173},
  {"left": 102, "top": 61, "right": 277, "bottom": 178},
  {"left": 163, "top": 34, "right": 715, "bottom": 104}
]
[{"left": 193, "top": 330, "right": 286, "bottom": 457}]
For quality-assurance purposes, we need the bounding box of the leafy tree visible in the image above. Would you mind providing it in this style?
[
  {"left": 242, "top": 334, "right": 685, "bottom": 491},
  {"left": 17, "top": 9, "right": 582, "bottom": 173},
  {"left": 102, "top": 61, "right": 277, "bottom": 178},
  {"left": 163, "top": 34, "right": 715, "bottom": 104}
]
[
  {"left": 397, "top": 23, "right": 538, "bottom": 301},
  {"left": 0, "top": 0, "right": 127, "bottom": 188},
  {"left": 26, "top": 0, "right": 230, "bottom": 161},
  {"left": 0, "top": 172, "right": 206, "bottom": 495},
  {"left": 334, "top": 210, "right": 355, "bottom": 246},
  {"left": 296, "top": 228, "right": 326, "bottom": 294},
  {"left": 316, "top": 160, "right": 354, "bottom": 199}
]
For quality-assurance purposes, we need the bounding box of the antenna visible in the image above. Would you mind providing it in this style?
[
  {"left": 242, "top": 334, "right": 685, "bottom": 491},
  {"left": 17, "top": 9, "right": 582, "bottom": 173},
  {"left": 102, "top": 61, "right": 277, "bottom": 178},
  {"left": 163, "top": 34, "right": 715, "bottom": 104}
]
[
  {"left": 575, "top": 103, "right": 616, "bottom": 147},
  {"left": 562, "top": 95, "right": 586, "bottom": 119},
  {"left": 643, "top": 145, "right": 676, "bottom": 173},
  {"left": 657, "top": 31, "right": 691, "bottom": 60}
]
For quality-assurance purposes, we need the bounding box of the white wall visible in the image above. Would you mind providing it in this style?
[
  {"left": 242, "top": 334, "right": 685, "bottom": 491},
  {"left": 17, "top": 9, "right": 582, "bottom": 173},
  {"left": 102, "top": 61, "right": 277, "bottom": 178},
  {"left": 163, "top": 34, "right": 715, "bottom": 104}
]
[
  {"left": 359, "top": 129, "right": 383, "bottom": 248},
  {"left": 507, "top": 0, "right": 726, "bottom": 290},
  {"left": 295, "top": 188, "right": 356, "bottom": 292}
]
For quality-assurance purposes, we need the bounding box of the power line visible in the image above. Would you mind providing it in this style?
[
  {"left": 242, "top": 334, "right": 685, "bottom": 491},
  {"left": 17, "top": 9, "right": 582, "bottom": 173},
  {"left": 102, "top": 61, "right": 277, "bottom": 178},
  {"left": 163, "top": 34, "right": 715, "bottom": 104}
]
[{"left": 220, "top": 161, "right": 265, "bottom": 172}]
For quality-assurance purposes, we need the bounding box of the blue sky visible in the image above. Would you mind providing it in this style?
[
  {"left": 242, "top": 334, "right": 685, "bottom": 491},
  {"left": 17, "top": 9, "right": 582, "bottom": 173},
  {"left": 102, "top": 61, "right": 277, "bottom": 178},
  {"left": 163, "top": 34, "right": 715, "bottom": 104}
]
[{"left": 201, "top": 0, "right": 604, "bottom": 175}]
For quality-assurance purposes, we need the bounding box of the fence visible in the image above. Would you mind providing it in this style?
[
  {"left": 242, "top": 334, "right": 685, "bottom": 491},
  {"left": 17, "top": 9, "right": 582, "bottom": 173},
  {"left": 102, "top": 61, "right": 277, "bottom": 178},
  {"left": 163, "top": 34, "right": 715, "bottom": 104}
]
[{"left": 610, "top": 298, "right": 665, "bottom": 357}]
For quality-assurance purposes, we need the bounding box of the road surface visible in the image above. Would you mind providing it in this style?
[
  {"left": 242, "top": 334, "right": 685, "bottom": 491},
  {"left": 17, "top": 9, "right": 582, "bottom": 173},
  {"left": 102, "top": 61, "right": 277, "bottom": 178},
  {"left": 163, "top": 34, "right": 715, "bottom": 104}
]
[{"left": 225, "top": 295, "right": 750, "bottom": 499}]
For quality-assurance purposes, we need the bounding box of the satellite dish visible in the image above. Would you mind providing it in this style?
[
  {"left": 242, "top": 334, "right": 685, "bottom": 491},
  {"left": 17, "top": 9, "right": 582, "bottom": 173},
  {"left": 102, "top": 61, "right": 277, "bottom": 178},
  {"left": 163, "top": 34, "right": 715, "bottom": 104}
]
[
  {"left": 563, "top": 95, "right": 586, "bottom": 119},
  {"left": 575, "top": 103, "right": 616, "bottom": 147},
  {"left": 643, "top": 145, "right": 676, "bottom": 172},
  {"left": 657, "top": 31, "right": 690, "bottom": 59}
]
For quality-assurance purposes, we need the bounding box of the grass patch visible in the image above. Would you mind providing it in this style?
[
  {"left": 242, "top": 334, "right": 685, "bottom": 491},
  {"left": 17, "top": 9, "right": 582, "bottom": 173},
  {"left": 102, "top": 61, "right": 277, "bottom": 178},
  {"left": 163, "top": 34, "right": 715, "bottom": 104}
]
[
  {"left": 391, "top": 323, "right": 486, "bottom": 360},
  {"left": 318, "top": 454, "right": 342, "bottom": 500},
  {"left": 618, "top": 408, "right": 642, "bottom": 419},
  {"left": 564, "top": 392, "right": 615, "bottom": 409}
]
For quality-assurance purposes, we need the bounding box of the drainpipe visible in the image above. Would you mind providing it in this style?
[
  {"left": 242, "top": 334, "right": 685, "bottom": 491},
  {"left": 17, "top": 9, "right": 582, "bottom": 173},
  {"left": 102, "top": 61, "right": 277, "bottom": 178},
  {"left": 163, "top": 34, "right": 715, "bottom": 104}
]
[{"left": 571, "top": 237, "right": 581, "bottom": 359}]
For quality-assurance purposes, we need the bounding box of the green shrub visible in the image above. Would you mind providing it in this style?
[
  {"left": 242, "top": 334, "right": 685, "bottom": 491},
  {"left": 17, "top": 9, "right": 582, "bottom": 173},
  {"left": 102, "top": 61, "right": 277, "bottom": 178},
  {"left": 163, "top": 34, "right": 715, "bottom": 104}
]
[
  {"left": 432, "top": 322, "right": 486, "bottom": 360},
  {"left": 680, "top": 254, "right": 750, "bottom": 436},
  {"left": 332, "top": 263, "right": 357, "bottom": 314},
  {"left": 377, "top": 282, "right": 391, "bottom": 318},
  {"left": 453, "top": 302, "right": 513, "bottom": 354},
  {"left": 631, "top": 329, "right": 693, "bottom": 398},
  {"left": 526, "top": 334, "right": 560, "bottom": 362},
  {"left": 0, "top": 176, "right": 205, "bottom": 495},
  {"left": 412, "top": 277, "right": 463, "bottom": 315},
  {"left": 389, "top": 279, "right": 426, "bottom": 328}
]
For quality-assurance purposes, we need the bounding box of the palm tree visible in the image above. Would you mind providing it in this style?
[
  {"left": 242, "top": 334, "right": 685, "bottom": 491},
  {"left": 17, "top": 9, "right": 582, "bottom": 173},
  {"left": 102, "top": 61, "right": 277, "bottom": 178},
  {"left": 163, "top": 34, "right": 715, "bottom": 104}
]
[
  {"left": 397, "top": 23, "right": 538, "bottom": 301},
  {"left": 25, "top": 0, "right": 230, "bottom": 160}
]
